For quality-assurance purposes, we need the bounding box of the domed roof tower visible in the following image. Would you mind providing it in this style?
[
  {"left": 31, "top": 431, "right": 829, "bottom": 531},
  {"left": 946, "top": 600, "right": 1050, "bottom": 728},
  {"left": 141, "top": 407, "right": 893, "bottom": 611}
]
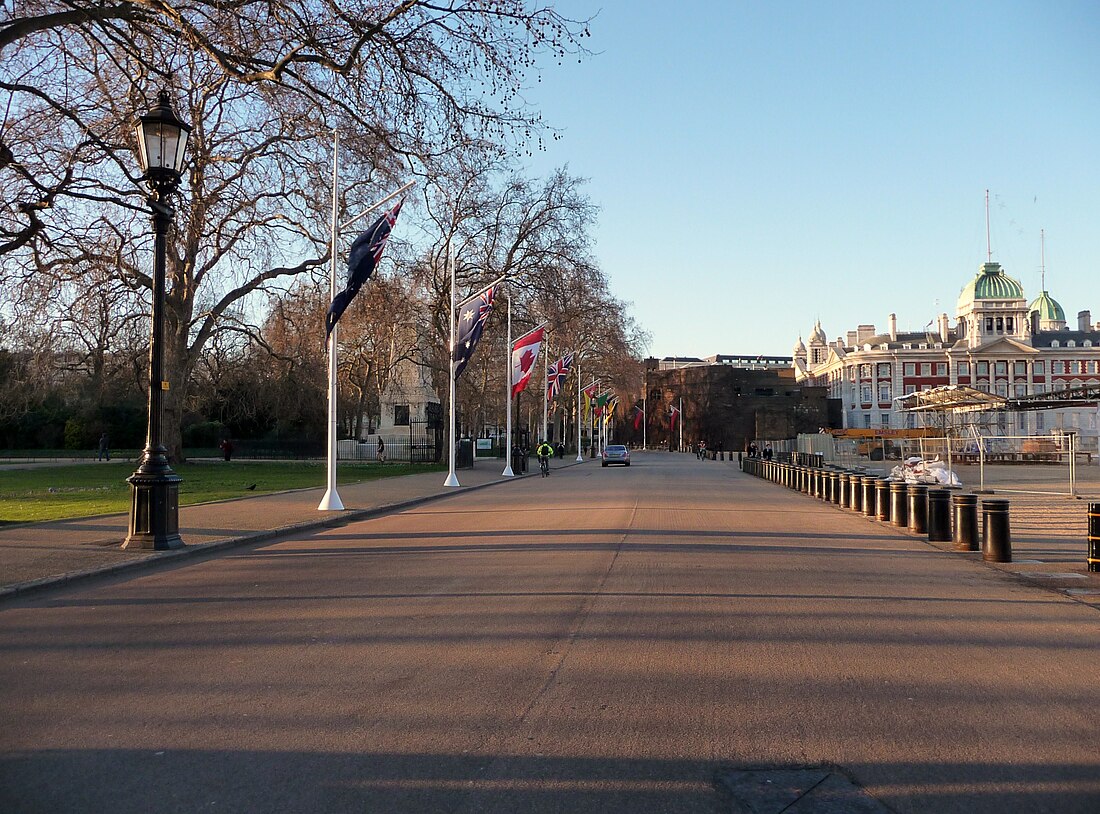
[
  {"left": 956, "top": 262, "right": 1029, "bottom": 349},
  {"left": 1029, "top": 291, "right": 1066, "bottom": 331}
]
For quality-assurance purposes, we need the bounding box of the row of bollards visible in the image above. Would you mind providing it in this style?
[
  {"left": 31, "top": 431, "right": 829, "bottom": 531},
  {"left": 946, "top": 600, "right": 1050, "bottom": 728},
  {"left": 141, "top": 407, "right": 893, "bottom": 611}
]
[{"left": 741, "top": 457, "right": 1014, "bottom": 562}]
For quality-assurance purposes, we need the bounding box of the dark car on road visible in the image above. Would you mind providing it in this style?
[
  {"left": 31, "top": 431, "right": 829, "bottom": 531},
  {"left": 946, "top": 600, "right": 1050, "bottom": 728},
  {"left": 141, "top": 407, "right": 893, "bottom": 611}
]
[{"left": 601, "top": 444, "right": 630, "bottom": 467}]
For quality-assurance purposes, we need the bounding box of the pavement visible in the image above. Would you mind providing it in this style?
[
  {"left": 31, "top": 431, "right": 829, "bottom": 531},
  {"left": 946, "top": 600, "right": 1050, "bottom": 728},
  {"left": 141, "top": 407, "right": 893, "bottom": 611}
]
[
  {"left": 0, "top": 456, "right": 571, "bottom": 599},
  {"left": 2, "top": 451, "right": 1098, "bottom": 813},
  {"left": 2, "top": 455, "right": 1099, "bottom": 605}
]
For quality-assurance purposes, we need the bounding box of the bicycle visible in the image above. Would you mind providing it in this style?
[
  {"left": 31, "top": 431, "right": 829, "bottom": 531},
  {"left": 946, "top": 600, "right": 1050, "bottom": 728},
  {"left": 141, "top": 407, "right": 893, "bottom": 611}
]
[{"left": 539, "top": 455, "right": 550, "bottom": 477}]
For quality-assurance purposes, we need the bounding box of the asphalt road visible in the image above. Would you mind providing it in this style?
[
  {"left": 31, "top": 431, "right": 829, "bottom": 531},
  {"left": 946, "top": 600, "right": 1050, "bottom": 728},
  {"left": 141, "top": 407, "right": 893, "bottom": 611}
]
[{"left": 2, "top": 452, "right": 1098, "bottom": 813}]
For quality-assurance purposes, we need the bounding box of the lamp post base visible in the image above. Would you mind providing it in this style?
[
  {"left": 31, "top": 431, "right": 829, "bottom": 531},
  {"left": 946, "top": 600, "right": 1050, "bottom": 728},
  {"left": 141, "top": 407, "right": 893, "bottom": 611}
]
[{"left": 123, "top": 470, "right": 184, "bottom": 550}]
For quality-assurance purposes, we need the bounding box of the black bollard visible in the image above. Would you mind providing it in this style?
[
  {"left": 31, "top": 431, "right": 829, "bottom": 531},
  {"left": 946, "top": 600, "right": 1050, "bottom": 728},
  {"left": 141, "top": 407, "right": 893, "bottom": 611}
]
[
  {"left": 952, "top": 493, "right": 979, "bottom": 551},
  {"left": 831, "top": 471, "right": 842, "bottom": 505},
  {"left": 862, "top": 476, "right": 877, "bottom": 517},
  {"left": 1088, "top": 503, "right": 1100, "bottom": 573},
  {"left": 927, "top": 488, "right": 951, "bottom": 542},
  {"left": 890, "top": 481, "right": 908, "bottom": 527},
  {"left": 875, "top": 479, "right": 890, "bottom": 522},
  {"left": 982, "top": 499, "right": 1012, "bottom": 562},
  {"left": 838, "top": 473, "right": 851, "bottom": 508},
  {"left": 907, "top": 483, "right": 929, "bottom": 534},
  {"left": 850, "top": 474, "right": 863, "bottom": 512}
]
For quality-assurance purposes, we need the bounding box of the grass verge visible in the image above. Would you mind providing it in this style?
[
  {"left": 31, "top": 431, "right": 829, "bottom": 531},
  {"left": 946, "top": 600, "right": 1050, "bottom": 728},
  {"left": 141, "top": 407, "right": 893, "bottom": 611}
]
[{"left": 0, "top": 460, "right": 445, "bottom": 524}]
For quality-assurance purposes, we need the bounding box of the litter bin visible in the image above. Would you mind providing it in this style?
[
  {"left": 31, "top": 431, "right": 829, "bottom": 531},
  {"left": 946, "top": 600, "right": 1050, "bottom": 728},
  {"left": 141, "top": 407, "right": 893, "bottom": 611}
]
[{"left": 457, "top": 438, "right": 474, "bottom": 469}]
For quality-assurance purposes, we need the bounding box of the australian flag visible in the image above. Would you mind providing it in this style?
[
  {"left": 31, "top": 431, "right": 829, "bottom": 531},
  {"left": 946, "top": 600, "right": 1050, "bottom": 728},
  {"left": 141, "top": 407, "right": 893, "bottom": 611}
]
[
  {"left": 325, "top": 199, "right": 403, "bottom": 336},
  {"left": 546, "top": 352, "right": 575, "bottom": 402},
  {"left": 452, "top": 284, "right": 496, "bottom": 380}
]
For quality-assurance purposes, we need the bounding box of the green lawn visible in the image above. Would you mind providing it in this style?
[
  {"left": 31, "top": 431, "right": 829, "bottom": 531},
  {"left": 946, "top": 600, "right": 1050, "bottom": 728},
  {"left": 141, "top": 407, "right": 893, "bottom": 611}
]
[{"left": 0, "top": 460, "right": 444, "bottom": 524}]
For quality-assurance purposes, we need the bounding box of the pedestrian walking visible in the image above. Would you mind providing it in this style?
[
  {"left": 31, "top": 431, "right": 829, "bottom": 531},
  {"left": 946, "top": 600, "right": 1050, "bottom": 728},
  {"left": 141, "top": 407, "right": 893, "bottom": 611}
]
[
  {"left": 97, "top": 433, "right": 110, "bottom": 461},
  {"left": 219, "top": 438, "right": 234, "bottom": 461},
  {"left": 377, "top": 436, "right": 386, "bottom": 464}
]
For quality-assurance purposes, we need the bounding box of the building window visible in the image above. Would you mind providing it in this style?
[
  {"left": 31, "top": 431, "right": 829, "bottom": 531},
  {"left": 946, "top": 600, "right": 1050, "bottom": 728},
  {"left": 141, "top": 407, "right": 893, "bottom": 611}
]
[
  {"left": 1014, "top": 384, "right": 1027, "bottom": 397},
  {"left": 1034, "top": 361, "right": 1045, "bottom": 376},
  {"left": 1013, "top": 361, "right": 1026, "bottom": 376},
  {"left": 957, "top": 361, "right": 970, "bottom": 376},
  {"left": 935, "top": 363, "right": 947, "bottom": 376},
  {"left": 1084, "top": 340, "right": 1093, "bottom": 348},
  {"left": 877, "top": 363, "right": 891, "bottom": 377},
  {"left": 976, "top": 361, "right": 989, "bottom": 375},
  {"left": 1036, "top": 412, "right": 1045, "bottom": 430},
  {"left": 1051, "top": 340, "right": 1060, "bottom": 348},
  {"left": 986, "top": 317, "right": 994, "bottom": 333},
  {"left": 904, "top": 384, "right": 917, "bottom": 395},
  {"left": 1052, "top": 361, "right": 1064, "bottom": 375},
  {"left": 1006, "top": 317, "right": 1014, "bottom": 332},
  {"left": 878, "top": 382, "right": 890, "bottom": 402},
  {"left": 1067, "top": 340, "right": 1076, "bottom": 348},
  {"left": 880, "top": 414, "right": 891, "bottom": 429},
  {"left": 904, "top": 362, "right": 915, "bottom": 376},
  {"left": 920, "top": 363, "right": 931, "bottom": 376},
  {"left": 863, "top": 413, "right": 872, "bottom": 428},
  {"left": 860, "top": 364, "right": 871, "bottom": 378},
  {"left": 394, "top": 405, "right": 411, "bottom": 426},
  {"left": 1089, "top": 361, "right": 1098, "bottom": 375},
  {"left": 995, "top": 361, "right": 1007, "bottom": 376},
  {"left": 860, "top": 384, "right": 872, "bottom": 403}
]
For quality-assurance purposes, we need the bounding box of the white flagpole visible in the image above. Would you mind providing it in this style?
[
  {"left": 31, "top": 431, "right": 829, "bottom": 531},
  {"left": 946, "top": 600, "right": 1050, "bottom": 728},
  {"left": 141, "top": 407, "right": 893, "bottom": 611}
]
[
  {"left": 318, "top": 130, "right": 344, "bottom": 511},
  {"left": 642, "top": 396, "right": 647, "bottom": 450},
  {"left": 542, "top": 344, "right": 549, "bottom": 443},
  {"left": 502, "top": 294, "right": 514, "bottom": 477},
  {"left": 444, "top": 242, "right": 460, "bottom": 487},
  {"left": 575, "top": 358, "right": 583, "bottom": 462}
]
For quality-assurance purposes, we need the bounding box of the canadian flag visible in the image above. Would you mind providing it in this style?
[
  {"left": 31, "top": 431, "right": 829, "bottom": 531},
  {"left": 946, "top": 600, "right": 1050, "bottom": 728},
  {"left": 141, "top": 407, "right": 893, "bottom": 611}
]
[{"left": 511, "top": 327, "right": 545, "bottom": 398}]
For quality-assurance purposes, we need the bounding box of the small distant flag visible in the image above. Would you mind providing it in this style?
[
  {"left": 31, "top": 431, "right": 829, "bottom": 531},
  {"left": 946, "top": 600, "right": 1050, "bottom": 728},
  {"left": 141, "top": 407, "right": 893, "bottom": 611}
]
[
  {"left": 511, "top": 327, "right": 545, "bottom": 397},
  {"left": 546, "top": 352, "right": 575, "bottom": 402},
  {"left": 669, "top": 404, "right": 680, "bottom": 431},
  {"left": 325, "top": 199, "right": 403, "bottom": 336},
  {"left": 633, "top": 404, "right": 644, "bottom": 430},
  {"left": 452, "top": 284, "right": 497, "bottom": 380}
]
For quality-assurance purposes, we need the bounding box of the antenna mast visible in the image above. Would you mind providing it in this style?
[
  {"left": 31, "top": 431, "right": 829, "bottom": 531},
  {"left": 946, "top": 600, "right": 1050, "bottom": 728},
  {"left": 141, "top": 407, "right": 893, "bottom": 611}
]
[
  {"left": 1040, "top": 228, "right": 1046, "bottom": 291},
  {"left": 985, "top": 189, "right": 991, "bottom": 262}
]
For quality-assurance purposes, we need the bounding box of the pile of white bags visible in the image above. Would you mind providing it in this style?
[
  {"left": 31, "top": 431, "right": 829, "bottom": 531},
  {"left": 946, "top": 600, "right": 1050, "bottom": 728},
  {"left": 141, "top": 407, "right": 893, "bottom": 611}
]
[{"left": 889, "top": 456, "right": 962, "bottom": 487}]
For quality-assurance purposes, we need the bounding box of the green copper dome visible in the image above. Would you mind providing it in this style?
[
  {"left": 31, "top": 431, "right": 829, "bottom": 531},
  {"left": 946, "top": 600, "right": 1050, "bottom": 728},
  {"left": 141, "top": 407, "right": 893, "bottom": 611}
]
[
  {"left": 957, "top": 262, "right": 1025, "bottom": 311},
  {"left": 1029, "top": 290, "right": 1065, "bottom": 322}
]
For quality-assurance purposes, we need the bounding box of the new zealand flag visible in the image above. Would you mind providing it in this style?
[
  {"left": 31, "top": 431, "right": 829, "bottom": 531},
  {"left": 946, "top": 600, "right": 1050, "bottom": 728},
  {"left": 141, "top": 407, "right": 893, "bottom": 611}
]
[
  {"left": 452, "top": 284, "right": 497, "bottom": 380},
  {"left": 325, "top": 199, "right": 403, "bottom": 336}
]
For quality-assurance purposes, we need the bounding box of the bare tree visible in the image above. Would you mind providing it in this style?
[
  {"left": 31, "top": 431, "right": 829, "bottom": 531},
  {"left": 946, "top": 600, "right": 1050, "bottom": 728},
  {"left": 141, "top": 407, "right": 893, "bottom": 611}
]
[{"left": 1, "top": 1, "right": 591, "bottom": 459}]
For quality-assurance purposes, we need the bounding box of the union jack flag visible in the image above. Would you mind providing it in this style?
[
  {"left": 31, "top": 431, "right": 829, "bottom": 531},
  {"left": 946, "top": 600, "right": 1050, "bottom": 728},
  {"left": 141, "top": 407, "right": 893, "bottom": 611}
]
[
  {"left": 546, "top": 352, "right": 575, "bottom": 402},
  {"left": 325, "top": 199, "right": 403, "bottom": 336},
  {"left": 452, "top": 284, "right": 496, "bottom": 380}
]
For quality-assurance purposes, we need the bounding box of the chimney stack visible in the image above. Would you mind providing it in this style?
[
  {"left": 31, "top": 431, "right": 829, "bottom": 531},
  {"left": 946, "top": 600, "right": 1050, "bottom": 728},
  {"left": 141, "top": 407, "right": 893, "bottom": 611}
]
[
  {"left": 888, "top": 313, "right": 897, "bottom": 342},
  {"left": 1079, "top": 310, "right": 1092, "bottom": 332},
  {"left": 939, "top": 313, "right": 950, "bottom": 342}
]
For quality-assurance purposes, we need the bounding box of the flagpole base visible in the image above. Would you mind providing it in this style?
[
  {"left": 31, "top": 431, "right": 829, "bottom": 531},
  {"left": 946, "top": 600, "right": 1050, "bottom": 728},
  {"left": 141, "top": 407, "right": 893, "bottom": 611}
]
[
  {"left": 502, "top": 465, "right": 514, "bottom": 477},
  {"left": 575, "top": 454, "right": 583, "bottom": 462},
  {"left": 444, "top": 472, "right": 461, "bottom": 488},
  {"left": 317, "top": 488, "right": 345, "bottom": 511}
]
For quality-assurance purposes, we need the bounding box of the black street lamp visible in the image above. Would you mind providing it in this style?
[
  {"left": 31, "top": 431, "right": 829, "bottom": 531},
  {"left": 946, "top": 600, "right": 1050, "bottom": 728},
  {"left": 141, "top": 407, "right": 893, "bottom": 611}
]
[{"left": 123, "top": 90, "right": 191, "bottom": 551}]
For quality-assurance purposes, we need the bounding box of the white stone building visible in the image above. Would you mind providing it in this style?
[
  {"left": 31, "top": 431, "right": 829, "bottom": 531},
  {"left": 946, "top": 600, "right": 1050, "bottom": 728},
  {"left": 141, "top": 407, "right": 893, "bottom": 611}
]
[{"left": 792, "top": 261, "right": 1100, "bottom": 447}]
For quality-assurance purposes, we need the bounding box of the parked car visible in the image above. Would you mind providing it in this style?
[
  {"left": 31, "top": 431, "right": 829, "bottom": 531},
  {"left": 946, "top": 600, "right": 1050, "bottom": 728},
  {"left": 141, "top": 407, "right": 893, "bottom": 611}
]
[{"left": 602, "top": 444, "right": 630, "bottom": 467}]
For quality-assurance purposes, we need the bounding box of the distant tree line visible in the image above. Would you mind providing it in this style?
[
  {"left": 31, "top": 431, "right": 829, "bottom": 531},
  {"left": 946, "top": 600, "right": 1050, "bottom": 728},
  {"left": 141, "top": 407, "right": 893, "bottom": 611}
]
[{"left": 0, "top": 2, "right": 646, "bottom": 455}]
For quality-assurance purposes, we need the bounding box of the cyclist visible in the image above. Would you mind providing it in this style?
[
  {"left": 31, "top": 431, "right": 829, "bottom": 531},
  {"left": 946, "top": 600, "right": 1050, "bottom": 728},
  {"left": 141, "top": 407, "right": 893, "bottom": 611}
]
[{"left": 536, "top": 440, "right": 554, "bottom": 477}]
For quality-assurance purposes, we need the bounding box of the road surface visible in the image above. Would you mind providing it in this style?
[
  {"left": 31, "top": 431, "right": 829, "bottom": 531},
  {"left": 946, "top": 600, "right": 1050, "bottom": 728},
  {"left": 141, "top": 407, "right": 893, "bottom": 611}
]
[{"left": 2, "top": 451, "right": 1098, "bottom": 812}]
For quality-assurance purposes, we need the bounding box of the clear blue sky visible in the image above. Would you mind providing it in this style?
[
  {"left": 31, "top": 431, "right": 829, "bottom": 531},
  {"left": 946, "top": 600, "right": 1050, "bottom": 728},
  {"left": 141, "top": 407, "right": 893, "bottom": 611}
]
[{"left": 521, "top": 1, "right": 1100, "bottom": 358}]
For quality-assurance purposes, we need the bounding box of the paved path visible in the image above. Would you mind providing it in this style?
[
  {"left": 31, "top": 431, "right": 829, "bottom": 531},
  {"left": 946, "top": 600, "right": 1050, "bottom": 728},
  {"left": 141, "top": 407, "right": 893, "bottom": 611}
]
[
  {"left": 1, "top": 451, "right": 1098, "bottom": 813},
  {"left": 0, "top": 460, "right": 523, "bottom": 594}
]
